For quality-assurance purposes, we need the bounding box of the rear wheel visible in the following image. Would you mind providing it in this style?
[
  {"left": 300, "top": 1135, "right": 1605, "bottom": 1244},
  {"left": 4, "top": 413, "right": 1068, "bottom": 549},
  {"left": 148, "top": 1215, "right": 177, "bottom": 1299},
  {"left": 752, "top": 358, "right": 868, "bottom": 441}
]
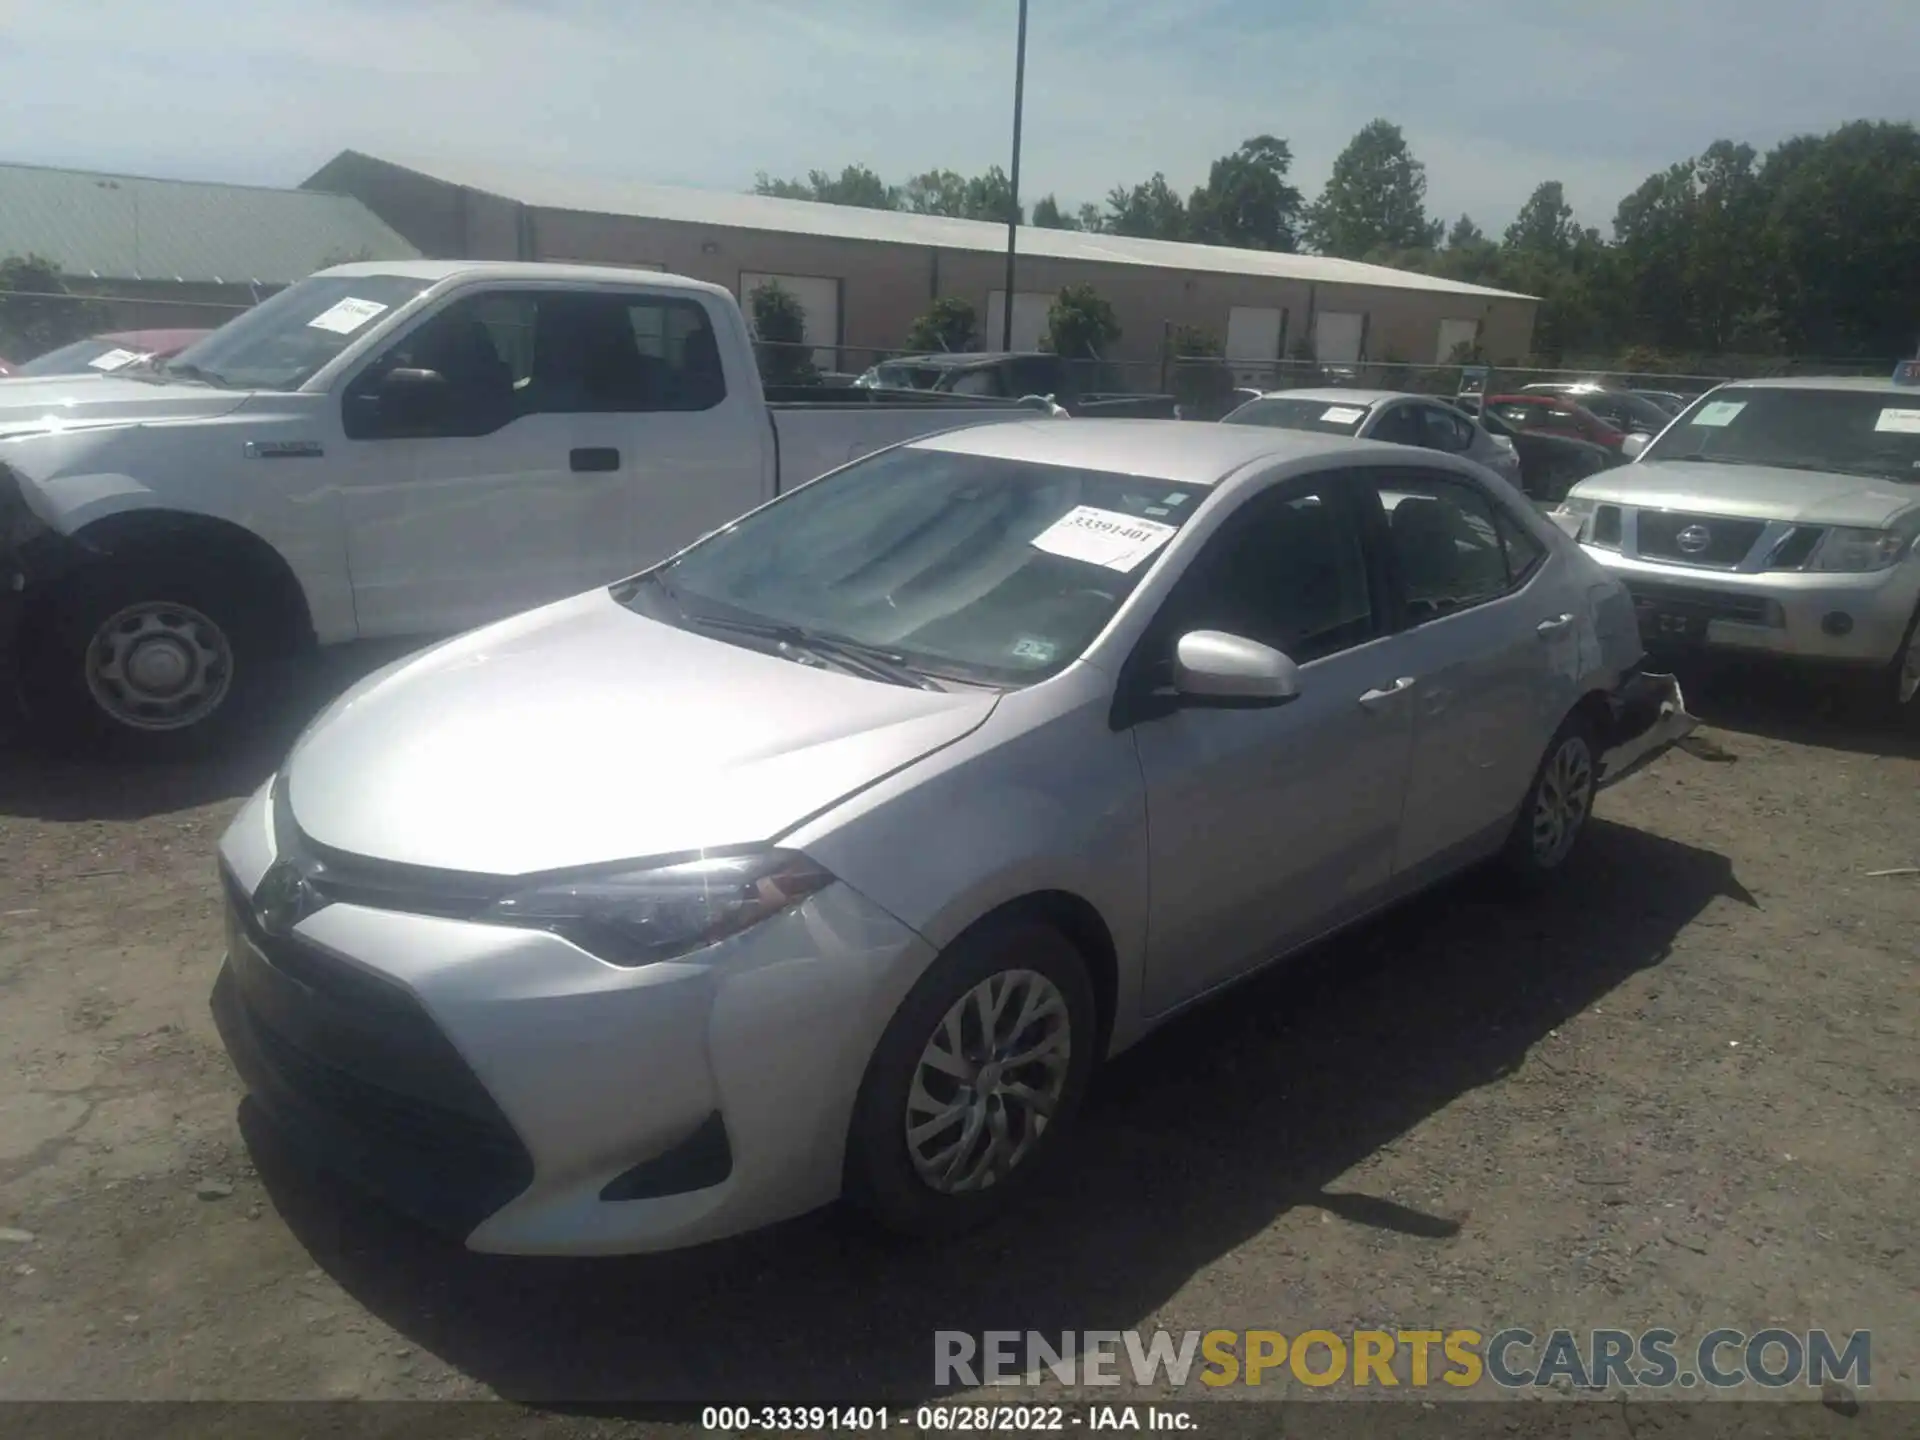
[
  {"left": 1501, "top": 712, "right": 1599, "bottom": 885},
  {"left": 19, "top": 562, "right": 265, "bottom": 758},
  {"left": 845, "top": 919, "right": 1097, "bottom": 1239}
]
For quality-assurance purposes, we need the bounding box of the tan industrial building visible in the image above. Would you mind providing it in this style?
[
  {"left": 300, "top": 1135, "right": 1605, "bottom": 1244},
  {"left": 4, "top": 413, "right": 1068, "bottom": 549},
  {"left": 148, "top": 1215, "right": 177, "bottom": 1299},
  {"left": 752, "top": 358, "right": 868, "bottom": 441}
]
[{"left": 306, "top": 150, "right": 1536, "bottom": 380}]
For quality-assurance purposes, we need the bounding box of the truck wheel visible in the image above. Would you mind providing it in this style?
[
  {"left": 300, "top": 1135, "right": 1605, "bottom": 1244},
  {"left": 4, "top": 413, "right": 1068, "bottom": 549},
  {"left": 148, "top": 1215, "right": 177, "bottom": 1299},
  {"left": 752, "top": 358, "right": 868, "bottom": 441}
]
[
  {"left": 843, "top": 918, "right": 1097, "bottom": 1239},
  {"left": 19, "top": 563, "right": 261, "bottom": 758}
]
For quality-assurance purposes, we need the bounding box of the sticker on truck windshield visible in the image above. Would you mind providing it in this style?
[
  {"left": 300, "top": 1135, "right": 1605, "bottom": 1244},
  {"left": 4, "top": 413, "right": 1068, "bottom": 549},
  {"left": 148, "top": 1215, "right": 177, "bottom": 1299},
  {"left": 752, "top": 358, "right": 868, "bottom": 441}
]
[
  {"left": 306, "top": 297, "right": 390, "bottom": 335},
  {"left": 1010, "top": 635, "right": 1058, "bottom": 665},
  {"left": 1320, "top": 406, "right": 1366, "bottom": 425},
  {"left": 1030, "top": 505, "right": 1178, "bottom": 573},
  {"left": 1873, "top": 407, "right": 1920, "bottom": 434},
  {"left": 87, "top": 348, "right": 140, "bottom": 371},
  {"left": 1690, "top": 400, "right": 1746, "bottom": 427}
]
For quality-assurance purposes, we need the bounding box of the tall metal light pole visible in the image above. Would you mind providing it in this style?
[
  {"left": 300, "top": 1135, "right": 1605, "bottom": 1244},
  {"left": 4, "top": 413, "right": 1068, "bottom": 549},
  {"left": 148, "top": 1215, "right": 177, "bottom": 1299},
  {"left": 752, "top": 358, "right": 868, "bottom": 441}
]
[{"left": 1000, "top": 0, "right": 1029, "bottom": 352}]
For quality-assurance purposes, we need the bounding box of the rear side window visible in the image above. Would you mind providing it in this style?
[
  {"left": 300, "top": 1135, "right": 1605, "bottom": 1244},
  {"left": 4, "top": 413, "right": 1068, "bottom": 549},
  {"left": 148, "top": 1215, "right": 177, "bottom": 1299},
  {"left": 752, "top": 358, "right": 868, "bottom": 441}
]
[
  {"left": 1369, "top": 472, "right": 1518, "bottom": 621},
  {"left": 1418, "top": 405, "right": 1474, "bottom": 453}
]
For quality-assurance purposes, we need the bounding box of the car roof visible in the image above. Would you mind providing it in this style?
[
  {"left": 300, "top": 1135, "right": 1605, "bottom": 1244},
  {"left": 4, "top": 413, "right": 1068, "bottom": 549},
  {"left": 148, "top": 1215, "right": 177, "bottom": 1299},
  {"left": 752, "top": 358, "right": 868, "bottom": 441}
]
[
  {"left": 1716, "top": 375, "right": 1920, "bottom": 396},
  {"left": 314, "top": 258, "right": 732, "bottom": 300},
  {"left": 1245, "top": 387, "right": 1416, "bottom": 406},
  {"left": 907, "top": 417, "right": 1401, "bottom": 486}
]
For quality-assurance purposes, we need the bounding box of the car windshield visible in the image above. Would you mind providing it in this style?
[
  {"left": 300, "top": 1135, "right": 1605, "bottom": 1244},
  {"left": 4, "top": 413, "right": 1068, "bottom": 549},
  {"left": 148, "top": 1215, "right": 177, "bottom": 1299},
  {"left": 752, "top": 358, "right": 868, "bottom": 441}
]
[
  {"left": 159, "top": 274, "right": 434, "bottom": 391},
  {"left": 630, "top": 446, "right": 1211, "bottom": 686},
  {"left": 15, "top": 337, "right": 152, "bottom": 377},
  {"left": 1222, "top": 396, "right": 1372, "bottom": 435},
  {"left": 1644, "top": 387, "right": 1920, "bottom": 482}
]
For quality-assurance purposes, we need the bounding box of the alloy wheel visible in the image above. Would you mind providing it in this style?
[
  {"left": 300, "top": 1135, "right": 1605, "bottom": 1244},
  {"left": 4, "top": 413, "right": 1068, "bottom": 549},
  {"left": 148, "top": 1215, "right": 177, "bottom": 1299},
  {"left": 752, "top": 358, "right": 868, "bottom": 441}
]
[
  {"left": 904, "top": 968, "right": 1072, "bottom": 1194},
  {"left": 83, "top": 601, "right": 234, "bottom": 732},
  {"left": 1531, "top": 734, "right": 1595, "bottom": 868}
]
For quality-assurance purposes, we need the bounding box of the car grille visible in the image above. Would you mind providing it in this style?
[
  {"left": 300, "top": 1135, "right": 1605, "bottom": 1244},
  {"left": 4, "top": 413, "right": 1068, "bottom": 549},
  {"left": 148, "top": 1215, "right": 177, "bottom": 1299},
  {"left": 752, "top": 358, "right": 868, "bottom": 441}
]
[
  {"left": 215, "top": 865, "right": 534, "bottom": 1235},
  {"left": 1623, "top": 580, "right": 1777, "bottom": 627},
  {"left": 1633, "top": 510, "right": 1768, "bottom": 568}
]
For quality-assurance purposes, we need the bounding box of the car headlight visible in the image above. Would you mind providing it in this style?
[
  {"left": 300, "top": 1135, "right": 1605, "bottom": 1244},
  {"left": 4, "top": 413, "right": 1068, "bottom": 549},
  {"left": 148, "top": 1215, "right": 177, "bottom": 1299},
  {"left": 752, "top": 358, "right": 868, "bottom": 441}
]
[
  {"left": 486, "top": 850, "right": 836, "bottom": 967},
  {"left": 1550, "top": 496, "right": 1597, "bottom": 539},
  {"left": 1805, "top": 526, "right": 1914, "bottom": 573}
]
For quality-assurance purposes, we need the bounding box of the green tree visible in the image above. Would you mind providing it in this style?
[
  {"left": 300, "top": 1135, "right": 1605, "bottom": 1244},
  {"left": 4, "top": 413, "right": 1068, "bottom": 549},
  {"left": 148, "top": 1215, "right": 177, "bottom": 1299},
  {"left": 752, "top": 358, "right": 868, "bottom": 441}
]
[
  {"left": 1446, "top": 214, "right": 1486, "bottom": 249},
  {"left": 747, "top": 280, "right": 818, "bottom": 384},
  {"left": 753, "top": 164, "right": 900, "bottom": 210},
  {"left": 1032, "top": 194, "right": 1081, "bottom": 230},
  {"left": 903, "top": 166, "right": 1022, "bottom": 222},
  {"left": 1044, "top": 284, "right": 1121, "bottom": 359},
  {"left": 1187, "top": 134, "right": 1305, "bottom": 251},
  {"left": 1504, "top": 181, "right": 1579, "bottom": 255},
  {"left": 1075, "top": 202, "right": 1107, "bottom": 233},
  {"left": 1304, "top": 119, "right": 1444, "bottom": 257},
  {"left": 1165, "top": 324, "right": 1234, "bottom": 414},
  {"left": 1103, "top": 173, "right": 1188, "bottom": 240},
  {"left": 0, "top": 254, "right": 103, "bottom": 358},
  {"left": 906, "top": 296, "right": 978, "bottom": 352}
]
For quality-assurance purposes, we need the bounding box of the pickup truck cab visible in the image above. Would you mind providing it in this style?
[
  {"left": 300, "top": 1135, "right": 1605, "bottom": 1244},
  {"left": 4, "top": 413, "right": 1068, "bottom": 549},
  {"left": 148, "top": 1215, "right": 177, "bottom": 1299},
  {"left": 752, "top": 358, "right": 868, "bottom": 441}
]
[
  {"left": 1550, "top": 376, "right": 1920, "bottom": 716},
  {"left": 0, "top": 261, "right": 1051, "bottom": 753}
]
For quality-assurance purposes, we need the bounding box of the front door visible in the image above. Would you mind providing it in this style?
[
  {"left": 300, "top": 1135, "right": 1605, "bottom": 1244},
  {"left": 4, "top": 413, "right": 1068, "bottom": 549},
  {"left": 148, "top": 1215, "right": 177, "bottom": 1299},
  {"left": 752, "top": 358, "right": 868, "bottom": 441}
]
[
  {"left": 1362, "top": 467, "right": 1571, "bottom": 885},
  {"left": 1131, "top": 473, "right": 1417, "bottom": 1015}
]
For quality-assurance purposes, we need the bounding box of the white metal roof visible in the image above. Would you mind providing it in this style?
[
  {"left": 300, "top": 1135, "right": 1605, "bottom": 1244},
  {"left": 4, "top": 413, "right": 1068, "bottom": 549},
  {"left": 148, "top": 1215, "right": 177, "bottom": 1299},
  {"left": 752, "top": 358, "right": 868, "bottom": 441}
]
[{"left": 337, "top": 151, "right": 1535, "bottom": 304}]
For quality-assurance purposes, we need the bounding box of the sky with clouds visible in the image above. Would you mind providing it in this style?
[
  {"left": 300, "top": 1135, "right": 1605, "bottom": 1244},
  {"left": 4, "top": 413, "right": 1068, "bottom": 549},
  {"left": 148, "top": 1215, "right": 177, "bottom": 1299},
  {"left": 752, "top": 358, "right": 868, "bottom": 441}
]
[{"left": 1, "top": 0, "right": 1915, "bottom": 236}]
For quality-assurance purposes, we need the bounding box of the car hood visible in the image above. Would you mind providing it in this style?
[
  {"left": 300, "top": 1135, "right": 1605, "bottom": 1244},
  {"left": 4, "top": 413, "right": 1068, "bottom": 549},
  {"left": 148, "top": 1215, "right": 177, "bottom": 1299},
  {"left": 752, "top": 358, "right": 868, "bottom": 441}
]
[
  {"left": 0, "top": 375, "right": 249, "bottom": 439},
  {"left": 284, "top": 589, "right": 1001, "bottom": 876},
  {"left": 1571, "top": 460, "right": 1920, "bottom": 528}
]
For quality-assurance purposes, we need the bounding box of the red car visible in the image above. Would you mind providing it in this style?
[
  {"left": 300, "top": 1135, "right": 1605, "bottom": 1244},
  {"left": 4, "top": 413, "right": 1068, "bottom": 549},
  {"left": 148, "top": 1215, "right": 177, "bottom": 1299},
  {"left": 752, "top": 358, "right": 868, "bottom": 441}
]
[
  {"left": 12, "top": 328, "right": 213, "bottom": 378},
  {"left": 1484, "top": 392, "right": 1626, "bottom": 451}
]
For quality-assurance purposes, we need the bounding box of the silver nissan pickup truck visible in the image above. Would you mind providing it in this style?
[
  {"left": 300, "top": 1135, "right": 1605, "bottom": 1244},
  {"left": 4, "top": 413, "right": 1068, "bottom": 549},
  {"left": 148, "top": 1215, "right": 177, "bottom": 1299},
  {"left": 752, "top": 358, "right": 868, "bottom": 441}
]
[{"left": 1549, "top": 370, "right": 1920, "bottom": 716}]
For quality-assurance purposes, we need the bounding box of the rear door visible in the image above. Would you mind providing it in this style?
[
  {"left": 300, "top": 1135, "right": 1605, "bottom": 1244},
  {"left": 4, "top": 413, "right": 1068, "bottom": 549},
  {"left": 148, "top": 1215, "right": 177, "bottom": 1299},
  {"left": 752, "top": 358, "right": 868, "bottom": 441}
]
[
  {"left": 1357, "top": 466, "right": 1575, "bottom": 888},
  {"left": 1130, "top": 471, "right": 1416, "bottom": 1014}
]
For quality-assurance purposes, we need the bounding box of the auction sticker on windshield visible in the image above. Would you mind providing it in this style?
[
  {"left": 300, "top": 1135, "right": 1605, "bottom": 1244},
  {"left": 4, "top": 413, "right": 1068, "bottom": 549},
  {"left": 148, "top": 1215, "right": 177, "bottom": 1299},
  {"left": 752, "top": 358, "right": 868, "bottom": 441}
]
[
  {"left": 1691, "top": 400, "right": 1747, "bottom": 427},
  {"left": 86, "top": 348, "right": 140, "bottom": 372},
  {"left": 1320, "top": 406, "right": 1366, "bottom": 425},
  {"left": 1873, "top": 407, "right": 1920, "bottom": 434},
  {"left": 1031, "top": 506, "right": 1178, "bottom": 573},
  {"left": 307, "top": 297, "right": 390, "bottom": 335}
]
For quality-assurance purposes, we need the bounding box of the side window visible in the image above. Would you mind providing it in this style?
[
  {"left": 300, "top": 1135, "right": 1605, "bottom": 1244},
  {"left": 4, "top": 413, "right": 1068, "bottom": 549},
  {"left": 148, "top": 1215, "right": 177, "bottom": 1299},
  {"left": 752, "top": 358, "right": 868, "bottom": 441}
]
[
  {"left": 1373, "top": 472, "right": 1515, "bottom": 621},
  {"left": 949, "top": 369, "right": 1005, "bottom": 397},
  {"left": 1159, "top": 481, "right": 1376, "bottom": 663},
  {"left": 1417, "top": 405, "right": 1472, "bottom": 453},
  {"left": 625, "top": 296, "right": 728, "bottom": 411},
  {"left": 1008, "top": 356, "right": 1057, "bottom": 394},
  {"left": 345, "top": 290, "right": 527, "bottom": 440},
  {"left": 1369, "top": 404, "right": 1422, "bottom": 446},
  {"left": 1497, "top": 506, "right": 1549, "bottom": 584}
]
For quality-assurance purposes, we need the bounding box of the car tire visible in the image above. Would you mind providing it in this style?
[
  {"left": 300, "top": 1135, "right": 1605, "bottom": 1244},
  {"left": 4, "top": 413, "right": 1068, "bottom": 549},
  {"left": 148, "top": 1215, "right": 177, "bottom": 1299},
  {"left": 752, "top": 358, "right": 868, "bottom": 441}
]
[
  {"left": 1883, "top": 600, "right": 1920, "bottom": 722},
  {"left": 844, "top": 918, "right": 1099, "bottom": 1240},
  {"left": 18, "top": 561, "right": 263, "bottom": 759},
  {"left": 1500, "top": 711, "right": 1600, "bottom": 886}
]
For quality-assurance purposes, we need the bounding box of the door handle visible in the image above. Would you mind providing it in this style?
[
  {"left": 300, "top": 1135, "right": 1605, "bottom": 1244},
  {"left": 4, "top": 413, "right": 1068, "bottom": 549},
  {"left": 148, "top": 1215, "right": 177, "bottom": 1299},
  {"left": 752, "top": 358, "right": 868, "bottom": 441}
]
[
  {"left": 1358, "top": 677, "right": 1415, "bottom": 710},
  {"left": 570, "top": 447, "right": 621, "bottom": 473},
  {"left": 1536, "top": 613, "right": 1575, "bottom": 636}
]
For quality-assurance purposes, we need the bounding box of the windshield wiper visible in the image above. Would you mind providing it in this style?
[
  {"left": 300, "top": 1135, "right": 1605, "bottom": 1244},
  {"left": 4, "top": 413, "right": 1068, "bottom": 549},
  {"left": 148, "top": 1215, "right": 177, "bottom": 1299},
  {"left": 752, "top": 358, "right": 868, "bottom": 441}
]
[
  {"left": 687, "top": 613, "right": 946, "bottom": 691},
  {"left": 157, "top": 360, "right": 232, "bottom": 388}
]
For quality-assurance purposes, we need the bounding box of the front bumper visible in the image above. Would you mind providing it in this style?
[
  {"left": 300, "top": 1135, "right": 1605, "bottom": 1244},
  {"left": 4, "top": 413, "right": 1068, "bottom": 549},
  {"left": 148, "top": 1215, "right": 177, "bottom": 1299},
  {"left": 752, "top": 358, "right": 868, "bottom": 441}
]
[
  {"left": 212, "top": 783, "right": 937, "bottom": 1255},
  {"left": 1582, "top": 546, "right": 1919, "bottom": 666}
]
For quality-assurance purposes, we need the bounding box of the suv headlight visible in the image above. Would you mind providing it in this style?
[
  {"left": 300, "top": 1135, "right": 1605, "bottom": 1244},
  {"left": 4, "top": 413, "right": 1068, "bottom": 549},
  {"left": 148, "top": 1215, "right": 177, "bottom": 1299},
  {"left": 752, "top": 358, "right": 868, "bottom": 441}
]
[
  {"left": 1550, "top": 496, "right": 1597, "bottom": 539},
  {"left": 487, "top": 850, "right": 836, "bottom": 967},
  {"left": 1806, "top": 527, "right": 1913, "bottom": 573}
]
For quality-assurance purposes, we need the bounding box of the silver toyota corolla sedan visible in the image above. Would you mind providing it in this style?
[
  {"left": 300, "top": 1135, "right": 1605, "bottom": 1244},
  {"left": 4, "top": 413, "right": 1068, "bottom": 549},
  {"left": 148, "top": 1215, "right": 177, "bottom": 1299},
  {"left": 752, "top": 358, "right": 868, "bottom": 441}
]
[{"left": 213, "top": 420, "right": 1690, "bottom": 1255}]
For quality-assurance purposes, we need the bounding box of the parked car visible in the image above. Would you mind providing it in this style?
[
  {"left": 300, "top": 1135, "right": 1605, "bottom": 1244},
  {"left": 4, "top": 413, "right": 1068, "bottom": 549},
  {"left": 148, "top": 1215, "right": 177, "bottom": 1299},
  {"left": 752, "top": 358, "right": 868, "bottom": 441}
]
[
  {"left": 1485, "top": 393, "right": 1627, "bottom": 452},
  {"left": 0, "top": 261, "right": 1058, "bottom": 756},
  {"left": 212, "top": 418, "right": 1691, "bottom": 1255},
  {"left": 1552, "top": 376, "right": 1920, "bottom": 715},
  {"left": 1632, "top": 389, "right": 1691, "bottom": 416},
  {"left": 11, "top": 328, "right": 212, "bottom": 378},
  {"left": 855, "top": 352, "right": 1177, "bottom": 418},
  {"left": 1223, "top": 388, "right": 1525, "bottom": 492},
  {"left": 1520, "top": 383, "right": 1677, "bottom": 439},
  {"left": 1451, "top": 400, "right": 1618, "bottom": 504}
]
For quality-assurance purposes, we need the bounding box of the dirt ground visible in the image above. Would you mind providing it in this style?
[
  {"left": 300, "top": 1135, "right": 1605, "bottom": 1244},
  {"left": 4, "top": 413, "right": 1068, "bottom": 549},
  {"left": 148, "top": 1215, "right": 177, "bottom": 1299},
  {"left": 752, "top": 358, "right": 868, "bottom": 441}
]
[{"left": 0, "top": 650, "right": 1914, "bottom": 1417}]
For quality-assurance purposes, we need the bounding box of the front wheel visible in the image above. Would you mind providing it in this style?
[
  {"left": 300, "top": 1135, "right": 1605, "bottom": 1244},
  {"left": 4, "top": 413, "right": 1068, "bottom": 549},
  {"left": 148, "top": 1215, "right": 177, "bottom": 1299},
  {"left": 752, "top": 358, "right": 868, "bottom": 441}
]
[
  {"left": 844, "top": 919, "right": 1098, "bottom": 1239},
  {"left": 19, "top": 564, "right": 260, "bottom": 758},
  {"left": 1501, "top": 712, "right": 1599, "bottom": 885},
  {"left": 1883, "top": 602, "right": 1920, "bottom": 720}
]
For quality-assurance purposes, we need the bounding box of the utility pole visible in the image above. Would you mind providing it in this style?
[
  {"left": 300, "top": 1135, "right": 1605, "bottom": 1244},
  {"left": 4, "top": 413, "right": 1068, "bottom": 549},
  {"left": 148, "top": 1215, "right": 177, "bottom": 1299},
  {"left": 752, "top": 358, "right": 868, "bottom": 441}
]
[{"left": 1000, "top": 0, "right": 1029, "bottom": 352}]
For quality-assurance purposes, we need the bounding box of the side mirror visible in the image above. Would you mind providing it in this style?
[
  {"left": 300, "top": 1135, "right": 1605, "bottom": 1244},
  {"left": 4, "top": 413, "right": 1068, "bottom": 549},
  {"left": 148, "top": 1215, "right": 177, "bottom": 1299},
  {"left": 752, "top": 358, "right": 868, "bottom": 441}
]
[
  {"left": 1620, "top": 432, "right": 1650, "bottom": 460},
  {"left": 348, "top": 365, "right": 452, "bottom": 435},
  {"left": 1173, "top": 630, "right": 1301, "bottom": 705}
]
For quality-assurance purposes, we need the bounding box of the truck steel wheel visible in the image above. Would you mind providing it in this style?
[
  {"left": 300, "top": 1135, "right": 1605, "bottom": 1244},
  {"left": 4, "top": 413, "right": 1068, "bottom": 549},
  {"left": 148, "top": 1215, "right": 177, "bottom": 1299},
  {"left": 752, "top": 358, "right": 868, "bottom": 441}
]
[
  {"left": 83, "top": 599, "right": 234, "bottom": 732},
  {"left": 846, "top": 919, "right": 1097, "bottom": 1238}
]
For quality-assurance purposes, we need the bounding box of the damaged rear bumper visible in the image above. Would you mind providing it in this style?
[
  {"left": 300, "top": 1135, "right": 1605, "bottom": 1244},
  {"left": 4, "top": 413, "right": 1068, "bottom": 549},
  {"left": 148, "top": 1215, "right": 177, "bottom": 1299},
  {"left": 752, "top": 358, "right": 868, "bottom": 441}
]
[{"left": 1598, "top": 668, "right": 1696, "bottom": 790}]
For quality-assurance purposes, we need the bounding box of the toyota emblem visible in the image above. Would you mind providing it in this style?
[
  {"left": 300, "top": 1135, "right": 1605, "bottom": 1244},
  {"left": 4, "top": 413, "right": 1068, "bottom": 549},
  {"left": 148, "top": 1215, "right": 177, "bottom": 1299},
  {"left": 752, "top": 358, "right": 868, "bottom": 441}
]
[{"left": 1675, "top": 524, "right": 1713, "bottom": 554}]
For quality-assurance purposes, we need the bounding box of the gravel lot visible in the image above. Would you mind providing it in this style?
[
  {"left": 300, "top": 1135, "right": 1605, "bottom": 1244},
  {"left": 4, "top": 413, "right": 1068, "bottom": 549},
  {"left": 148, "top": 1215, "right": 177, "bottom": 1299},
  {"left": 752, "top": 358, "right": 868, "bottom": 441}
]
[{"left": 0, "top": 650, "right": 1914, "bottom": 1414}]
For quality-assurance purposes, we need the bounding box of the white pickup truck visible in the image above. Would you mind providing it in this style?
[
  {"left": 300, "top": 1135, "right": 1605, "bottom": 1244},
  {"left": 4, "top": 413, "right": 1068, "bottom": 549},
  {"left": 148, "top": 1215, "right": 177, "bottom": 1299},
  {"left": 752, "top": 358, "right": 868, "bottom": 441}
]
[{"left": 0, "top": 260, "right": 1054, "bottom": 754}]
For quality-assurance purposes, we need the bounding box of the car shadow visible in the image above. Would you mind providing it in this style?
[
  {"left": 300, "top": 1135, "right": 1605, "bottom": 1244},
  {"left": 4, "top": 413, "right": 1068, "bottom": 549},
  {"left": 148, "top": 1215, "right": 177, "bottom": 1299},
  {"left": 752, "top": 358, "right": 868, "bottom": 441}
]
[
  {"left": 0, "top": 640, "right": 430, "bottom": 822},
  {"left": 244, "top": 818, "right": 1749, "bottom": 1407},
  {"left": 1669, "top": 654, "right": 1920, "bottom": 761}
]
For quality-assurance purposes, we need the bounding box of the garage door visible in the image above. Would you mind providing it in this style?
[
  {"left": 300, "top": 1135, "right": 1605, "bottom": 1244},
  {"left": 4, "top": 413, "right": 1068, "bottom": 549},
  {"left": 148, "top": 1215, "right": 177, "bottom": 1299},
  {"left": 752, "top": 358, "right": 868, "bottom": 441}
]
[
  {"left": 740, "top": 272, "right": 841, "bottom": 370},
  {"left": 985, "top": 291, "right": 1054, "bottom": 354},
  {"left": 1314, "top": 311, "right": 1364, "bottom": 364},
  {"left": 1226, "top": 306, "right": 1284, "bottom": 385},
  {"left": 1436, "top": 318, "right": 1480, "bottom": 364}
]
